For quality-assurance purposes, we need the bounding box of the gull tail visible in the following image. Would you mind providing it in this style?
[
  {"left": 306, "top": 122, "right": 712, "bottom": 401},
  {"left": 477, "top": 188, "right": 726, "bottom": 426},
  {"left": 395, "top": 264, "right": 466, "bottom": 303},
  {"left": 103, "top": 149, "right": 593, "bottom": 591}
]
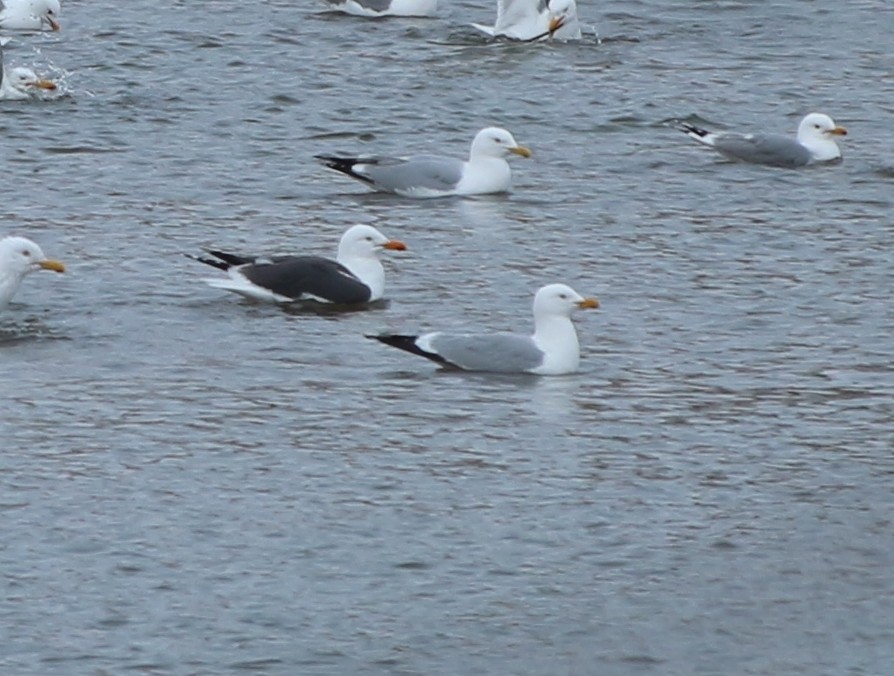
[
  {"left": 185, "top": 250, "right": 255, "bottom": 271},
  {"left": 366, "top": 334, "right": 448, "bottom": 365},
  {"left": 184, "top": 253, "right": 231, "bottom": 271},
  {"left": 314, "top": 155, "right": 376, "bottom": 185},
  {"left": 675, "top": 122, "right": 717, "bottom": 147}
]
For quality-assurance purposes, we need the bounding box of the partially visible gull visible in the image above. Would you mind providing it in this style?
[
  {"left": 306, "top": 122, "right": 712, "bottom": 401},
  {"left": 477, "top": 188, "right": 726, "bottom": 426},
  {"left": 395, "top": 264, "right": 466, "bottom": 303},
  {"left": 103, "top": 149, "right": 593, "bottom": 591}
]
[
  {"left": 315, "top": 127, "right": 532, "bottom": 198},
  {"left": 0, "top": 45, "right": 57, "bottom": 100},
  {"left": 189, "top": 224, "right": 407, "bottom": 305},
  {"left": 368, "top": 283, "right": 599, "bottom": 375},
  {"left": 322, "top": 0, "right": 438, "bottom": 17},
  {"left": 0, "top": 65, "right": 57, "bottom": 99},
  {"left": 0, "top": 0, "right": 61, "bottom": 31},
  {"left": 0, "top": 236, "right": 65, "bottom": 310},
  {"left": 677, "top": 112, "right": 848, "bottom": 168},
  {"left": 471, "top": 0, "right": 581, "bottom": 41}
]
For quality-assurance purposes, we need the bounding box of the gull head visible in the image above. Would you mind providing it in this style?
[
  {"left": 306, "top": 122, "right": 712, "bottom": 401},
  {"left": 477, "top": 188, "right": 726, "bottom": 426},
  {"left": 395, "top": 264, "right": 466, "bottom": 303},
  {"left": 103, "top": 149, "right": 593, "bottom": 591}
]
[
  {"left": 533, "top": 283, "right": 599, "bottom": 320},
  {"left": 547, "top": 0, "right": 578, "bottom": 34},
  {"left": 798, "top": 113, "right": 847, "bottom": 142},
  {"left": 0, "top": 236, "right": 65, "bottom": 279},
  {"left": 470, "top": 127, "right": 532, "bottom": 160},
  {"left": 35, "top": 0, "right": 62, "bottom": 31},
  {"left": 338, "top": 225, "right": 406, "bottom": 262},
  {"left": 7, "top": 66, "right": 57, "bottom": 94},
  {"left": 797, "top": 112, "right": 847, "bottom": 162}
]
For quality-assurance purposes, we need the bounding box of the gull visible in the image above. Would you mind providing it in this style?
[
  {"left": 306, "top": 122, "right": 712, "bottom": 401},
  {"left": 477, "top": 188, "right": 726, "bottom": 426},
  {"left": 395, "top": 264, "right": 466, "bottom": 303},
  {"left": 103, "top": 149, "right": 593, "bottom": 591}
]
[
  {"left": 0, "top": 0, "right": 61, "bottom": 31},
  {"left": 0, "top": 44, "right": 57, "bottom": 100},
  {"left": 471, "top": 0, "right": 581, "bottom": 41},
  {"left": 322, "top": 0, "right": 438, "bottom": 17},
  {"left": 188, "top": 225, "right": 407, "bottom": 305},
  {"left": 0, "top": 236, "right": 65, "bottom": 309},
  {"left": 677, "top": 112, "right": 848, "bottom": 168},
  {"left": 368, "top": 283, "right": 599, "bottom": 375},
  {"left": 315, "top": 127, "right": 532, "bottom": 198}
]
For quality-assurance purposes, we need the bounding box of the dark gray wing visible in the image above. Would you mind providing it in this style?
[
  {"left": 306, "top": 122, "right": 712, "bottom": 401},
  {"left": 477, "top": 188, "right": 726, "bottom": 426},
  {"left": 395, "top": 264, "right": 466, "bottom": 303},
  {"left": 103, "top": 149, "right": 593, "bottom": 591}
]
[
  {"left": 712, "top": 133, "right": 812, "bottom": 168},
  {"left": 241, "top": 255, "right": 372, "bottom": 304}
]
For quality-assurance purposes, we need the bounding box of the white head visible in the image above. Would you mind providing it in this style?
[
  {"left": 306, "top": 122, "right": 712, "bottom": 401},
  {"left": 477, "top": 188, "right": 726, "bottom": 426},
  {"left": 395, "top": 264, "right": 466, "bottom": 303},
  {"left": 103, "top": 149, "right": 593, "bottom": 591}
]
[
  {"left": 336, "top": 225, "right": 406, "bottom": 301},
  {"left": 337, "top": 225, "right": 406, "bottom": 262},
  {"left": 796, "top": 112, "right": 847, "bottom": 160},
  {"left": 3, "top": 66, "right": 57, "bottom": 97},
  {"left": 32, "top": 0, "right": 62, "bottom": 31},
  {"left": 533, "top": 283, "right": 599, "bottom": 320},
  {"left": 469, "top": 127, "right": 532, "bottom": 161},
  {"left": 547, "top": 0, "right": 578, "bottom": 32},
  {"left": 0, "top": 236, "right": 65, "bottom": 308}
]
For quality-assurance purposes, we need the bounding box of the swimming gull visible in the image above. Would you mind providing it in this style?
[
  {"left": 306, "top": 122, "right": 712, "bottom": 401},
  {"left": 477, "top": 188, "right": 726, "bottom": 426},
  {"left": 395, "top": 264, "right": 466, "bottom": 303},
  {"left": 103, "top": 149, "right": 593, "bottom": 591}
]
[
  {"left": 677, "top": 112, "right": 848, "bottom": 168},
  {"left": 315, "top": 127, "right": 532, "bottom": 198},
  {"left": 471, "top": 0, "right": 581, "bottom": 41},
  {"left": 0, "top": 0, "right": 61, "bottom": 31},
  {"left": 0, "top": 65, "right": 57, "bottom": 99},
  {"left": 188, "top": 224, "right": 407, "bottom": 305},
  {"left": 368, "top": 283, "right": 599, "bottom": 375},
  {"left": 322, "top": 0, "right": 437, "bottom": 17},
  {"left": 0, "top": 46, "right": 57, "bottom": 100},
  {"left": 0, "top": 236, "right": 65, "bottom": 309}
]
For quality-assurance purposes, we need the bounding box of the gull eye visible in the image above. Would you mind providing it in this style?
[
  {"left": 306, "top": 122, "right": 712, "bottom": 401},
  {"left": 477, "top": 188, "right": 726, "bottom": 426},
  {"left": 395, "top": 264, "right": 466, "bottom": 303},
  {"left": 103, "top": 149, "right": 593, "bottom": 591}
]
[{"left": 21, "top": 249, "right": 31, "bottom": 257}]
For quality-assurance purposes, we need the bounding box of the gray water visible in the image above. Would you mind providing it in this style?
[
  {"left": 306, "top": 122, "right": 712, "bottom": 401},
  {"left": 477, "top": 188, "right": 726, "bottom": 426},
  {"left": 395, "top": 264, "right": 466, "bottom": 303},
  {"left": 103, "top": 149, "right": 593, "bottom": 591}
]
[{"left": 1, "top": 1, "right": 893, "bottom": 674}]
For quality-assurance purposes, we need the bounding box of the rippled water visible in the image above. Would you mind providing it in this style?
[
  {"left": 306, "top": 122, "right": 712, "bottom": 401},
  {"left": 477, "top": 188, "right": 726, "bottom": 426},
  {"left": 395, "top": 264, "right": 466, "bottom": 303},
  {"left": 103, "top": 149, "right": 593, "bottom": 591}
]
[{"left": 1, "top": 1, "right": 893, "bottom": 674}]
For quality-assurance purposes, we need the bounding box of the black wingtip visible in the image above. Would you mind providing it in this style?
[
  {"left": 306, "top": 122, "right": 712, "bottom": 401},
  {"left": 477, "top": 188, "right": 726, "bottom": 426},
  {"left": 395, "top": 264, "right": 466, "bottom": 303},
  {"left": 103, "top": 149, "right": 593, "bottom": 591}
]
[
  {"left": 366, "top": 334, "right": 449, "bottom": 365},
  {"left": 184, "top": 253, "right": 230, "bottom": 271},
  {"left": 314, "top": 155, "right": 377, "bottom": 185},
  {"left": 679, "top": 122, "right": 709, "bottom": 138}
]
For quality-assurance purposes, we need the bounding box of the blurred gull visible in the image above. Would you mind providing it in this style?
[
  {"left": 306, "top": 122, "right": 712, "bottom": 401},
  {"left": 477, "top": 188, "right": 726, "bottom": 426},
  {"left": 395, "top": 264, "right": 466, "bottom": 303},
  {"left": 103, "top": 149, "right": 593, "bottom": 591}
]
[
  {"left": 322, "top": 0, "right": 437, "bottom": 17},
  {"left": 0, "top": 0, "right": 61, "bottom": 31},
  {"left": 0, "top": 44, "right": 57, "bottom": 99},
  {"left": 471, "top": 0, "right": 581, "bottom": 41},
  {"left": 315, "top": 127, "right": 532, "bottom": 198},
  {"left": 368, "top": 284, "right": 599, "bottom": 375},
  {"left": 677, "top": 112, "right": 848, "bottom": 168}
]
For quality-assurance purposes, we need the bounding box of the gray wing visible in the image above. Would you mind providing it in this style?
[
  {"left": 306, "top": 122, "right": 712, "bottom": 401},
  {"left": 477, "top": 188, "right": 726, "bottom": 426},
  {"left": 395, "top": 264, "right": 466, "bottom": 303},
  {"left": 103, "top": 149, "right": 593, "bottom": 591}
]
[
  {"left": 325, "top": 0, "right": 393, "bottom": 10},
  {"left": 430, "top": 333, "right": 545, "bottom": 373},
  {"left": 712, "top": 133, "right": 812, "bottom": 168},
  {"left": 360, "top": 154, "right": 465, "bottom": 194}
]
